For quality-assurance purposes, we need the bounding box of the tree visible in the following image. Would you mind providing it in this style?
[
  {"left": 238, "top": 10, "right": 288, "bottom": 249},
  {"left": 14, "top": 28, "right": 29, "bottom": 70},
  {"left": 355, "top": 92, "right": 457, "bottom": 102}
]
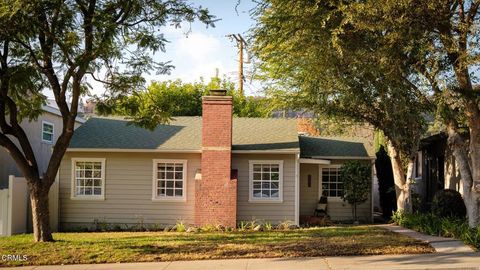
[
  {"left": 0, "top": 0, "right": 214, "bottom": 242},
  {"left": 96, "top": 76, "right": 273, "bottom": 129},
  {"left": 309, "top": 0, "right": 480, "bottom": 227},
  {"left": 250, "top": 0, "right": 431, "bottom": 213},
  {"left": 340, "top": 161, "right": 371, "bottom": 223}
]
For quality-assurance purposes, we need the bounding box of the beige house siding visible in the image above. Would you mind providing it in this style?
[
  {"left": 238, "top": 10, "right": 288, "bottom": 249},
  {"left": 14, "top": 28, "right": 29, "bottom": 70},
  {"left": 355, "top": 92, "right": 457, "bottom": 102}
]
[
  {"left": 299, "top": 163, "right": 319, "bottom": 216},
  {"left": 233, "top": 153, "right": 297, "bottom": 224},
  {"left": 58, "top": 152, "right": 200, "bottom": 229},
  {"left": 299, "top": 160, "right": 373, "bottom": 222},
  {"left": 0, "top": 112, "right": 82, "bottom": 188}
]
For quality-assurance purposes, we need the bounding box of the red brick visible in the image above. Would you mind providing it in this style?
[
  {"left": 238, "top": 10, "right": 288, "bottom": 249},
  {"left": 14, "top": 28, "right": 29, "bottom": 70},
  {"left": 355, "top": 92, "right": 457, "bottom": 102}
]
[{"left": 195, "top": 95, "right": 237, "bottom": 228}]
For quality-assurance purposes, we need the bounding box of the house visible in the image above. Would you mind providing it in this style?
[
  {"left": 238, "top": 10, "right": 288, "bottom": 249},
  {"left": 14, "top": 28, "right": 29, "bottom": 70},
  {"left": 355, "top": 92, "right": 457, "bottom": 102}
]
[
  {"left": 413, "top": 133, "right": 463, "bottom": 211},
  {"left": 57, "top": 91, "right": 374, "bottom": 229},
  {"left": 0, "top": 101, "right": 85, "bottom": 188}
]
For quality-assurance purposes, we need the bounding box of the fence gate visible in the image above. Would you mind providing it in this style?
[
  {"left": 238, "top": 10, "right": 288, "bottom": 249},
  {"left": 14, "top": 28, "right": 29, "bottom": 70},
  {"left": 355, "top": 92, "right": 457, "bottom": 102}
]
[{"left": 0, "top": 175, "right": 58, "bottom": 236}]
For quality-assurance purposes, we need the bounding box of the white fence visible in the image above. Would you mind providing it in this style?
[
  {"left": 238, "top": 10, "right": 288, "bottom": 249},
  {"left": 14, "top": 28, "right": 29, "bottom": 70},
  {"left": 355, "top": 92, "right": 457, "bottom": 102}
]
[{"left": 0, "top": 175, "right": 58, "bottom": 236}]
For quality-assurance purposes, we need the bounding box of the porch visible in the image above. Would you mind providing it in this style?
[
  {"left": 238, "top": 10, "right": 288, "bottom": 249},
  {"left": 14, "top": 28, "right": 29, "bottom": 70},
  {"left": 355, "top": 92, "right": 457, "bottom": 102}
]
[{"left": 298, "top": 160, "right": 374, "bottom": 223}]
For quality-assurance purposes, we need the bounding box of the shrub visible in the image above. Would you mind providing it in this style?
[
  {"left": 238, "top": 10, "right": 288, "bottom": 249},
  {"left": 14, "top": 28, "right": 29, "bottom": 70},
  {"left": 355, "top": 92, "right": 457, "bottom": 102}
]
[
  {"left": 340, "top": 161, "right": 371, "bottom": 223},
  {"left": 431, "top": 189, "right": 466, "bottom": 219},
  {"left": 174, "top": 221, "right": 186, "bottom": 232}
]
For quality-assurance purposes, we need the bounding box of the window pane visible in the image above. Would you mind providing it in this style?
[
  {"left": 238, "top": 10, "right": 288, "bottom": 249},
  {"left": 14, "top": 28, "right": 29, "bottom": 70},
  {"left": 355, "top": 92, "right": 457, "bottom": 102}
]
[
  {"left": 174, "top": 172, "right": 183, "bottom": 180},
  {"left": 166, "top": 164, "right": 174, "bottom": 171},
  {"left": 271, "top": 182, "right": 279, "bottom": 189},
  {"left": 166, "top": 181, "right": 174, "bottom": 188},
  {"left": 94, "top": 188, "right": 102, "bottom": 195},
  {"left": 271, "top": 189, "right": 279, "bottom": 198},
  {"left": 85, "top": 170, "right": 92, "bottom": 178},
  {"left": 262, "top": 190, "right": 270, "bottom": 198},
  {"left": 262, "top": 165, "right": 270, "bottom": 172},
  {"left": 93, "top": 179, "right": 101, "bottom": 187},
  {"left": 85, "top": 179, "right": 93, "bottom": 186},
  {"left": 175, "top": 189, "right": 183, "bottom": 196},
  {"left": 42, "top": 133, "right": 53, "bottom": 141},
  {"left": 175, "top": 165, "right": 183, "bottom": 171},
  {"left": 84, "top": 188, "right": 92, "bottom": 195},
  {"left": 253, "top": 164, "right": 261, "bottom": 172},
  {"left": 175, "top": 181, "right": 183, "bottom": 188},
  {"left": 158, "top": 165, "right": 166, "bottom": 172},
  {"left": 158, "top": 188, "right": 165, "bottom": 196},
  {"left": 166, "top": 189, "right": 174, "bottom": 196},
  {"left": 159, "top": 180, "right": 166, "bottom": 188},
  {"left": 158, "top": 172, "right": 165, "bottom": 179},
  {"left": 93, "top": 170, "right": 101, "bottom": 178},
  {"left": 253, "top": 173, "right": 262, "bottom": 180},
  {"left": 253, "top": 189, "right": 262, "bottom": 198},
  {"left": 253, "top": 182, "right": 261, "bottom": 189},
  {"left": 262, "top": 182, "right": 271, "bottom": 189},
  {"left": 271, "top": 173, "right": 279, "bottom": 181},
  {"left": 271, "top": 165, "right": 279, "bottom": 172},
  {"left": 166, "top": 172, "right": 174, "bottom": 179}
]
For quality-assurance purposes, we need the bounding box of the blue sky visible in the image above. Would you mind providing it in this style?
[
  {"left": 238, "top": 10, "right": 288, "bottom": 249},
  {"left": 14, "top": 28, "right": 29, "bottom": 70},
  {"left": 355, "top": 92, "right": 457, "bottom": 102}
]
[{"left": 85, "top": 0, "right": 261, "bottom": 97}]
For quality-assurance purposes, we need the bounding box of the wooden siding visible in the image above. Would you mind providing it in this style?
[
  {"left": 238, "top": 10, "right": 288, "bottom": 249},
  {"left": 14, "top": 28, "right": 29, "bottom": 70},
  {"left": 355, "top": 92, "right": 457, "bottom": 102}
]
[
  {"left": 59, "top": 152, "right": 200, "bottom": 228},
  {"left": 299, "top": 160, "right": 373, "bottom": 222},
  {"left": 233, "top": 153, "right": 296, "bottom": 224}
]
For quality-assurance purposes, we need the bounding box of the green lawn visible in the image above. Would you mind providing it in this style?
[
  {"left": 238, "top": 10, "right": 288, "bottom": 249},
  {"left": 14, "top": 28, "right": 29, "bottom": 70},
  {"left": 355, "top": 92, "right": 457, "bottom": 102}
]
[{"left": 0, "top": 226, "right": 434, "bottom": 267}]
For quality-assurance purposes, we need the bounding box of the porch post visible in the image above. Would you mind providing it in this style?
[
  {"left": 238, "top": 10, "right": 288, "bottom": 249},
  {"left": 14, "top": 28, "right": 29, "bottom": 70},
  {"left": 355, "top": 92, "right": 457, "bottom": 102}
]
[{"left": 294, "top": 153, "right": 300, "bottom": 226}]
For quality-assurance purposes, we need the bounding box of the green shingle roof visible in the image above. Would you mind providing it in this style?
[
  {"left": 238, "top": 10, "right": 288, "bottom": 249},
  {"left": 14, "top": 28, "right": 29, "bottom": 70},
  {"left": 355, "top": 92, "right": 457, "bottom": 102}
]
[
  {"left": 69, "top": 117, "right": 299, "bottom": 152},
  {"left": 299, "top": 136, "right": 373, "bottom": 158}
]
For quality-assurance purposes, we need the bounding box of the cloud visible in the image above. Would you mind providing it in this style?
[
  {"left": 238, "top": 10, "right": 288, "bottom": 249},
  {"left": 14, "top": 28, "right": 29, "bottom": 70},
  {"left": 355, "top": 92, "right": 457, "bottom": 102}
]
[{"left": 176, "top": 32, "right": 222, "bottom": 61}]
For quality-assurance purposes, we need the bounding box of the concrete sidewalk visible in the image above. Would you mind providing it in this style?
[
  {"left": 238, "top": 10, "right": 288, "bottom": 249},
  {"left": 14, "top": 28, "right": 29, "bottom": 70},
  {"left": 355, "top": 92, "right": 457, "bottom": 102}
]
[
  {"left": 380, "top": 224, "right": 475, "bottom": 253},
  {"left": 3, "top": 253, "right": 480, "bottom": 270}
]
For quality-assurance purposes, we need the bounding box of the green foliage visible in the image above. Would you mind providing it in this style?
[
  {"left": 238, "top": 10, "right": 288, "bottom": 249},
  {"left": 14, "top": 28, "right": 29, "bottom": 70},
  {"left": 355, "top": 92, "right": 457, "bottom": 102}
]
[
  {"left": 340, "top": 161, "right": 371, "bottom": 222},
  {"left": 431, "top": 189, "right": 467, "bottom": 219},
  {"left": 174, "top": 221, "right": 186, "bottom": 233},
  {"left": 392, "top": 211, "right": 480, "bottom": 249},
  {"left": 97, "top": 77, "right": 273, "bottom": 129},
  {"left": 251, "top": 0, "right": 430, "bottom": 163}
]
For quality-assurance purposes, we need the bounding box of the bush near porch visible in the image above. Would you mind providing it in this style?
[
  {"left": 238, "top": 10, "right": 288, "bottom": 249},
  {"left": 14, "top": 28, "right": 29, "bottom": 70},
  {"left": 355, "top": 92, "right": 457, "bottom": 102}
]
[{"left": 0, "top": 226, "right": 433, "bottom": 267}]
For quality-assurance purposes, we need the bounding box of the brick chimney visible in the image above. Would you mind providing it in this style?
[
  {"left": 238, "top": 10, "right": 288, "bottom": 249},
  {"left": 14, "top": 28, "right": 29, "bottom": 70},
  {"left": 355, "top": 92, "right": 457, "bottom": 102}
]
[{"left": 195, "top": 90, "right": 237, "bottom": 227}]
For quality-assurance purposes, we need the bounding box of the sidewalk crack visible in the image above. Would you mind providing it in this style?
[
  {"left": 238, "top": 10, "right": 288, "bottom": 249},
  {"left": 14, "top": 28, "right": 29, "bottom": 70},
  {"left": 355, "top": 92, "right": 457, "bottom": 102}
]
[{"left": 323, "top": 257, "right": 333, "bottom": 270}]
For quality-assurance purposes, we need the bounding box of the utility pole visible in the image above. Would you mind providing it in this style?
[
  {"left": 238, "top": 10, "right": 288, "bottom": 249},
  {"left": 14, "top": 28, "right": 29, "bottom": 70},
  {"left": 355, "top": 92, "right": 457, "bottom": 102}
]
[{"left": 227, "top": 33, "right": 247, "bottom": 96}]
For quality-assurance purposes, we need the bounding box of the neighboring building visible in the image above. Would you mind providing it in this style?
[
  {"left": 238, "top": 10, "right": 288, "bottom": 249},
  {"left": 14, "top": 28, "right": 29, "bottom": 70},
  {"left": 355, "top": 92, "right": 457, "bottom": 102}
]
[
  {"left": 413, "top": 133, "right": 463, "bottom": 211},
  {"left": 57, "top": 91, "right": 374, "bottom": 229},
  {"left": 0, "top": 102, "right": 85, "bottom": 188}
]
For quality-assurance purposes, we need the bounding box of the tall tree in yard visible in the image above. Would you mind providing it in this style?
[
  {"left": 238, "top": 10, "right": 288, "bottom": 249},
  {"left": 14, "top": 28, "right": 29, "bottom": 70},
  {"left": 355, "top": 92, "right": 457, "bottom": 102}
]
[
  {"left": 0, "top": 0, "right": 214, "bottom": 242},
  {"left": 333, "top": 0, "right": 480, "bottom": 227},
  {"left": 251, "top": 0, "right": 431, "bottom": 213}
]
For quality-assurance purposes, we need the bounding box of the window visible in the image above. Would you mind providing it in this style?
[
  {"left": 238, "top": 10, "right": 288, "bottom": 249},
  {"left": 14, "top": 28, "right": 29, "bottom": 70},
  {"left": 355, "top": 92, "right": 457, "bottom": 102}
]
[
  {"left": 42, "top": 121, "right": 54, "bottom": 143},
  {"left": 321, "top": 167, "right": 343, "bottom": 198},
  {"left": 249, "top": 160, "right": 283, "bottom": 202},
  {"left": 153, "top": 159, "right": 187, "bottom": 201},
  {"left": 71, "top": 158, "right": 105, "bottom": 200}
]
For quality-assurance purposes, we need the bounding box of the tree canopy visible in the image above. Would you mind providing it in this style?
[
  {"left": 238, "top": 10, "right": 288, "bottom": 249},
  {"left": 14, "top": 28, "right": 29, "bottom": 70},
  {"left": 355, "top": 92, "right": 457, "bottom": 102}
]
[
  {"left": 0, "top": 0, "right": 214, "bottom": 242},
  {"left": 96, "top": 77, "right": 273, "bottom": 129},
  {"left": 251, "top": 0, "right": 431, "bottom": 212}
]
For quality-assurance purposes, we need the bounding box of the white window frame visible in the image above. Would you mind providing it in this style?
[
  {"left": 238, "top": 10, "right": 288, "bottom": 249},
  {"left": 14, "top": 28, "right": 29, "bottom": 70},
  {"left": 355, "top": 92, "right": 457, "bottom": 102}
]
[
  {"left": 319, "top": 165, "right": 343, "bottom": 201},
  {"left": 152, "top": 159, "right": 187, "bottom": 202},
  {"left": 41, "top": 121, "right": 54, "bottom": 144},
  {"left": 248, "top": 160, "right": 284, "bottom": 203},
  {"left": 70, "top": 158, "right": 106, "bottom": 200}
]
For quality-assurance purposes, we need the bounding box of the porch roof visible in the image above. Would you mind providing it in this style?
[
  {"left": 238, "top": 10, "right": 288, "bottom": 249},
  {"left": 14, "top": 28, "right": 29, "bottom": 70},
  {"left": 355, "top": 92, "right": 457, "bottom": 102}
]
[{"left": 299, "top": 136, "right": 373, "bottom": 159}]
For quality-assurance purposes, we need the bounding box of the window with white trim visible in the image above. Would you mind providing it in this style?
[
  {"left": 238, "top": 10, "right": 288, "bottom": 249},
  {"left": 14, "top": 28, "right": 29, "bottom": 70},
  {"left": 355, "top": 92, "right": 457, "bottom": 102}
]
[
  {"left": 153, "top": 160, "right": 186, "bottom": 200},
  {"left": 42, "top": 121, "right": 54, "bottom": 143},
  {"left": 321, "top": 167, "right": 343, "bottom": 197},
  {"left": 249, "top": 161, "right": 283, "bottom": 202},
  {"left": 72, "top": 158, "right": 105, "bottom": 199}
]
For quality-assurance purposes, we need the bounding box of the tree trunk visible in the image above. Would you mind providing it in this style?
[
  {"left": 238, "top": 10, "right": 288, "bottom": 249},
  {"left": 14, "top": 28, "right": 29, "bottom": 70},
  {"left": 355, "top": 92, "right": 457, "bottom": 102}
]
[
  {"left": 447, "top": 123, "right": 480, "bottom": 227},
  {"left": 30, "top": 182, "right": 53, "bottom": 242},
  {"left": 387, "top": 142, "right": 412, "bottom": 213}
]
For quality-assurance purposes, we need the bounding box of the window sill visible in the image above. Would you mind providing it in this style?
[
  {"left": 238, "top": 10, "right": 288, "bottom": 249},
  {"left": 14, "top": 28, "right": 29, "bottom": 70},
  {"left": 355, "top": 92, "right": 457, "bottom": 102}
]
[
  {"left": 151, "top": 197, "right": 186, "bottom": 203},
  {"left": 41, "top": 140, "right": 54, "bottom": 145},
  {"left": 70, "top": 196, "right": 105, "bottom": 201},
  {"left": 248, "top": 199, "right": 283, "bottom": 204}
]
